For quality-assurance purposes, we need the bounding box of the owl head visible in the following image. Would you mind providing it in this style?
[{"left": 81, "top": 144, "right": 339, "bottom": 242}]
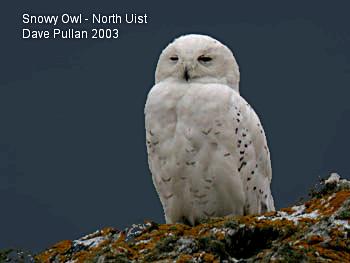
[{"left": 155, "top": 34, "right": 240, "bottom": 92}]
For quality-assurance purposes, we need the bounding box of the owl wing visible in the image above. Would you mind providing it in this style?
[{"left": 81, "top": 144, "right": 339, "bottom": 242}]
[
  {"left": 144, "top": 83, "right": 185, "bottom": 223},
  {"left": 230, "top": 91, "right": 275, "bottom": 214}
]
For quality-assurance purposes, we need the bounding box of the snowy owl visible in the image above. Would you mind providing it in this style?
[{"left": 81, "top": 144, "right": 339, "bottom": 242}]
[{"left": 145, "top": 34, "right": 275, "bottom": 225}]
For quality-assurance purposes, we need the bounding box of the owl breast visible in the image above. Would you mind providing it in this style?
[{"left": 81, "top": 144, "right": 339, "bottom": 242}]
[{"left": 145, "top": 81, "right": 272, "bottom": 225}]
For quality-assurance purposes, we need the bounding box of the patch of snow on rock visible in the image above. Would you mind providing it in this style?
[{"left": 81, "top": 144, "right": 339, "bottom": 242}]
[
  {"left": 74, "top": 236, "right": 106, "bottom": 248},
  {"left": 257, "top": 204, "right": 319, "bottom": 225},
  {"left": 333, "top": 219, "right": 350, "bottom": 230},
  {"left": 325, "top": 173, "right": 340, "bottom": 184}
]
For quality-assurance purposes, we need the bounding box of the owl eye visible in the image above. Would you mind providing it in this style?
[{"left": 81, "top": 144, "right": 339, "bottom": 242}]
[
  {"left": 170, "top": 56, "right": 178, "bottom": 61},
  {"left": 198, "top": 56, "right": 212, "bottom": 62}
]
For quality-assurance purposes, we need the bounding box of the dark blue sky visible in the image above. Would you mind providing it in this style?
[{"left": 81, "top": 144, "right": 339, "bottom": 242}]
[{"left": 1, "top": 0, "right": 350, "bottom": 252}]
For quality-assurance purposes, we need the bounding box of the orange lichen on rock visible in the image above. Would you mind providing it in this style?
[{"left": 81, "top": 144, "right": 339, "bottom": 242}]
[
  {"left": 34, "top": 176, "right": 350, "bottom": 263},
  {"left": 35, "top": 240, "right": 73, "bottom": 262},
  {"left": 71, "top": 251, "right": 94, "bottom": 263},
  {"left": 177, "top": 254, "right": 194, "bottom": 262},
  {"left": 307, "top": 235, "right": 324, "bottom": 244},
  {"left": 305, "top": 190, "right": 350, "bottom": 216},
  {"left": 100, "top": 227, "right": 117, "bottom": 236},
  {"left": 297, "top": 217, "right": 317, "bottom": 224},
  {"left": 51, "top": 240, "right": 72, "bottom": 254},
  {"left": 280, "top": 207, "right": 295, "bottom": 214},
  {"left": 201, "top": 252, "right": 217, "bottom": 262},
  {"left": 326, "top": 191, "right": 350, "bottom": 214}
]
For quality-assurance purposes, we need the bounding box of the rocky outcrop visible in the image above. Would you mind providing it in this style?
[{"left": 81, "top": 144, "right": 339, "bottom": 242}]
[{"left": 4, "top": 174, "right": 350, "bottom": 262}]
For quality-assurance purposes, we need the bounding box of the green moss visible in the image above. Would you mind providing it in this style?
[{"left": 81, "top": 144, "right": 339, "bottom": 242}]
[
  {"left": 336, "top": 200, "right": 350, "bottom": 220},
  {"left": 223, "top": 220, "right": 239, "bottom": 229},
  {"left": 207, "top": 240, "right": 228, "bottom": 258},
  {"left": 277, "top": 244, "right": 306, "bottom": 262},
  {"left": 155, "top": 235, "right": 178, "bottom": 253},
  {"left": 198, "top": 235, "right": 229, "bottom": 260},
  {"left": 34, "top": 181, "right": 350, "bottom": 263},
  {"left": 145, "top": 221, "right": 159, "bottom": 232},
  {"left": 169, "top": 225, "right": 178, "bottom": 231},
  {"left": 195, "top": 216, "right": 224, "bottom": 225},
  {"left": 337, "top": 209, "right": 350, "bottom": 219},
  {"left": 0, "top": 249, "right": 13, "bottom": 262},
  {"left": 111, "top": 254, "right": 131, "bottom": 263},
  {"left": 143, "top": 252, "right": 158, "bottom": 262}
]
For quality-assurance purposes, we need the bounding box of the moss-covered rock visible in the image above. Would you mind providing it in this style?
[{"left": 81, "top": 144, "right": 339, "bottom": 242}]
[
  {"left": 0, "top": 248, "right": 35, "bottom": 263},
  {"left": 30, "top": 175, "right": 350, "bottom": 262}
]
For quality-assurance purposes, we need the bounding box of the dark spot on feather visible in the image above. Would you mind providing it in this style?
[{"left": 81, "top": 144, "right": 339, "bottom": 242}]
[
  {"left": 164, "top": 193, "right": 174, "bottom": 199},
  {"left": 202, "top": 128, "right": 212, "bottom": 135},
  {"left": 238, "top": 161, "right": 247, "bottom": 172},
  {"left": 195, "top": 193, "right": 206, "bottom": 199},
  {"left": 161, "top": 177, "right": 172, "bottom": 182},
  {"left": 203, "top": 211, "right": 215, "bottom": 217},
  {"left": 190, "top": 187, "right": 199, "bottom": 193}
]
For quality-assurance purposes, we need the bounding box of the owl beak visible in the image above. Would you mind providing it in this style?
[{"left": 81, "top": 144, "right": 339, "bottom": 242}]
[{"left": 184, "top": 67, "right": 190, "bottom": 81}]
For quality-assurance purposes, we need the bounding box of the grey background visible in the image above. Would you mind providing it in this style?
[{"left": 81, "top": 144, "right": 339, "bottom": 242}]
[{"left": 1, "top": 0, "right": 350, "bottom": 252}]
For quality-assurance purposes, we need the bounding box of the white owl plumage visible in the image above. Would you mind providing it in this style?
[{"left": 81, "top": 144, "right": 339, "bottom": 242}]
[{"left": 145, "top": 34, "right": 274, "bottom": 225}]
